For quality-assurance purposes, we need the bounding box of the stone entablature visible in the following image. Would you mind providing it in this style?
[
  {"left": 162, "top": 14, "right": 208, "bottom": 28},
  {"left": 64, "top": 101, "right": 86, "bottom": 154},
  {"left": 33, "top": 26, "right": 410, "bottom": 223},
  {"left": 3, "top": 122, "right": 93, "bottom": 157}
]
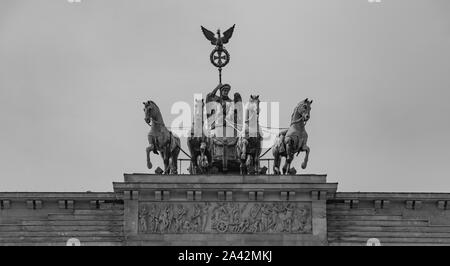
[
  {"left": 0, "top": 192, "right": 121, "bottom": 210},
  {"left": 330, "top": 192, "right": 450, "bottom": 210},
  {"left": 113, "top": 174, "right": 337, "bottom": 245},
  {"left": 114, "top": 174, "right": 336, "bottom": 202},
  {"left": 328, "top": 192, "right": 450, "bottom": 246},
  {"left": 4, "top": 177, "right": 450, "bottom": 245}
]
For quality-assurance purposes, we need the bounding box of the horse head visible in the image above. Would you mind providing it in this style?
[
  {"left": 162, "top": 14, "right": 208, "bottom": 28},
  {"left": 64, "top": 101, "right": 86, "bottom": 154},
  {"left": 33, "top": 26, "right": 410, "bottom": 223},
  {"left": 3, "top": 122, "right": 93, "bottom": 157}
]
[
  {"left": 248, "top": 95, "right": 260, "bottom": 115},
  {"left": 244, "top": 95, "right": 261, "bottom": 139},
  {"left": 143, "top": 100, "right": 162, "bottom": 125},
  {"left": 291, "top": 98, "right": 313, "bottom": 124}
]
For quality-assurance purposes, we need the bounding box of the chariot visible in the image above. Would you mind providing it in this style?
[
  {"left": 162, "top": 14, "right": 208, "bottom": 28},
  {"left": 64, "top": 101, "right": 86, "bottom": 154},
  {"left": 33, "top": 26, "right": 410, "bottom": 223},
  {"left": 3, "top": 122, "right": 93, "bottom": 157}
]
[{"left": 187, "top": 104, "right": 243, "bottom": 174}]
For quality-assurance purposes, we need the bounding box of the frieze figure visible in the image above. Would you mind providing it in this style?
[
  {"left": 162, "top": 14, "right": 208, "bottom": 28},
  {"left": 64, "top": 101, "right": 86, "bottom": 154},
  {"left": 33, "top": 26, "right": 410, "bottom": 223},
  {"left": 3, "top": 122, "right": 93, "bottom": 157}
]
[{"left": 138, "top": 207, "right": 148, "bottom": 233}]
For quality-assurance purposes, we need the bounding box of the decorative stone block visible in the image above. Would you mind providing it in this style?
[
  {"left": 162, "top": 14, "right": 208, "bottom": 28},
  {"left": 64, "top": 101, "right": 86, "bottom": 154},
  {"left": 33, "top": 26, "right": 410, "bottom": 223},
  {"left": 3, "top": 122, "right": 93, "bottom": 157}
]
[
  {"left": 406, "top": 200, "right": 414, "bottom": 209},
  {"left": 90, "top": 200, "right": 99, "bottom": 209},
  {"left": 414, "top": 200, "right": 422, "bottom": 209},
  {"left": 26, "top": 200, "right": 34, "bottom": 209},
  {"left": 218, "top": 191, "right": 225, "bottom": 201},
  {"left": 124, "top": 190, "right": 139, "bottom": 200},
  {"left": 35, "top": 200, "right": 42, "bottom": 209},
  {"left": 0, "top": 200, "right": 10, "bottom": 209},
  {"left": 195, "top": 191, "right": 202, "bottom": 201},
  {"left": 281, "top": 191, "right": 296, "bottom": 201},
  {"left": 225, "top": 191, "right": 233, "bottom": 201},
  {"left": 187, "top": 191, "right": 194, "bottom": 201},
  {"left": 163, "top": 191, "right": 170, "bottom": 200},
  {"left": 124, "top": 191, "right": 130, "bottom": 199},
  {"left": 67, "top": 200, "right": 74, "bottom": 209},
  {"left": 132, "top": 191, "right": 139, "bottom": 200},
  {"left": 319, "top": 191, "right": 327, "bottom": 201},
  {"left": 343, "top": 200, "right": 352, "bottom": 209},
  {"left": 27, "top": 200, "right": 42, "bottom": 209},
  {"left": 374, "top": 200, "right": 382, "bottom": 209},
  {"left": 249, "top": 191, "right": 256, "bottom": 201},
  {"left": 311, "top": 191, "right": 319, "bottom": 201},
  {"left": 155, "top": 191, "right": 162, "bottom": 201},
  {"left": 406, "top": 200, "right": 422, "bottom": 210},
  {"left": 256, "top": 191, "right": 264, "bottom": 201},
  {"left": 289, "top": 191, "right": 296, "bottom": 201},
  {"left": 58, "top": 200, "right": 66, "bottom": 209},
  {"left": 344, "top": 199, "right": 358, "bottom": 209}
]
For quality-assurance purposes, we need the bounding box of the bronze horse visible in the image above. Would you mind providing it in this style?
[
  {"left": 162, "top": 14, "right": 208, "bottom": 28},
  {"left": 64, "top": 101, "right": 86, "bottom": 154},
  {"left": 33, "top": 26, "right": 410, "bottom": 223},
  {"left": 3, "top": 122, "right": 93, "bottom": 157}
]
[
  {"left": 236, "top": 95, "right": 262, "bottom": 175},
  {"left": 272, "top": 99, "right": 312, "bottom": 175},
  {"left": 143, "top": 100, "right": 180, "bottom": 174}
]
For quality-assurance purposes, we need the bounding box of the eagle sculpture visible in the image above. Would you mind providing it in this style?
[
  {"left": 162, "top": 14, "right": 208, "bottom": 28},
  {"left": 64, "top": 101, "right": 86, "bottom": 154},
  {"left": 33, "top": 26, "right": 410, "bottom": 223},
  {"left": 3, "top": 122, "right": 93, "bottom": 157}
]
[{"left": 201, "top": 24, "right": 235, "bottom": 49}]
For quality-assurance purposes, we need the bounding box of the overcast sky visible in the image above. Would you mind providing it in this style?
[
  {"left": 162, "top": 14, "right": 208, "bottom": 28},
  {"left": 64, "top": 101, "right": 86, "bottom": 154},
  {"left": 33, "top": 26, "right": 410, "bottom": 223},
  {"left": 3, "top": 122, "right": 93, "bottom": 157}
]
[{"left": 1, "top": 0, "right": 450, "bottom": 192}]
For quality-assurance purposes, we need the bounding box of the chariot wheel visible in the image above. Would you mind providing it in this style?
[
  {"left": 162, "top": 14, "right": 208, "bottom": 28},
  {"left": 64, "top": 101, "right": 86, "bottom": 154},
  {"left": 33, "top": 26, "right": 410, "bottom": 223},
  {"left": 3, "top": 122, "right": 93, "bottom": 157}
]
[{"left": 216, "top": 221, "right": 228, "bottom": 233}]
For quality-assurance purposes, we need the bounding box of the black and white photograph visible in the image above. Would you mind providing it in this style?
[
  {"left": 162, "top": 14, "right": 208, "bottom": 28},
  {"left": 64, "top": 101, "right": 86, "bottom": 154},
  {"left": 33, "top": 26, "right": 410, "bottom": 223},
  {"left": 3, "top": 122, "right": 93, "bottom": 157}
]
[{"left": 1, "top": 0, "right": 450, "bottom": 252}]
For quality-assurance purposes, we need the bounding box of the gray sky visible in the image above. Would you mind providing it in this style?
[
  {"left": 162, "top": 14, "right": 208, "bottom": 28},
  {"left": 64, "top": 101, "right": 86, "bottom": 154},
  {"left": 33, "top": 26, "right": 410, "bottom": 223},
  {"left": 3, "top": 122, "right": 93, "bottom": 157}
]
[{"left": 1, "top": 0, "right": 450, "bottom": 192}]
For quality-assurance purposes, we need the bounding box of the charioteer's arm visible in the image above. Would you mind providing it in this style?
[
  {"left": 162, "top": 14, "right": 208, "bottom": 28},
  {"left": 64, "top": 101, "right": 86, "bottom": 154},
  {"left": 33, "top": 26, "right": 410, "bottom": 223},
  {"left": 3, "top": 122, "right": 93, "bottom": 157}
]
[{"left": 206, "top": 84, "right": 222, "bottom": 102}]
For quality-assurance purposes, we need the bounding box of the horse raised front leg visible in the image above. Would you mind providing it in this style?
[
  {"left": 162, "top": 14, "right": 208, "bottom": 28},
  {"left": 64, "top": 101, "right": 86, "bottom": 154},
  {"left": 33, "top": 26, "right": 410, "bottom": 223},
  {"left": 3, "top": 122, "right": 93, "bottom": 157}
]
[
  {"left": 301, "top": 145, "right": 310, "bottom": 169},
  {"left": 146, "top": 146, "right": 153, "bottom": 169}
]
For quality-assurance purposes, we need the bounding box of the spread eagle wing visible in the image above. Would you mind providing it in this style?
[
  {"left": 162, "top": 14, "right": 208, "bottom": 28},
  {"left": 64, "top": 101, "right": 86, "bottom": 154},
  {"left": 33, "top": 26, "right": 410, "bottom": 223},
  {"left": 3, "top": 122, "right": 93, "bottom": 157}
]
[
  {"left": 201, "top": 26, "right": 217, "bottom": 45},
  {"left": 221, "top": 24, "right": 235, "bottom": 44}
]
